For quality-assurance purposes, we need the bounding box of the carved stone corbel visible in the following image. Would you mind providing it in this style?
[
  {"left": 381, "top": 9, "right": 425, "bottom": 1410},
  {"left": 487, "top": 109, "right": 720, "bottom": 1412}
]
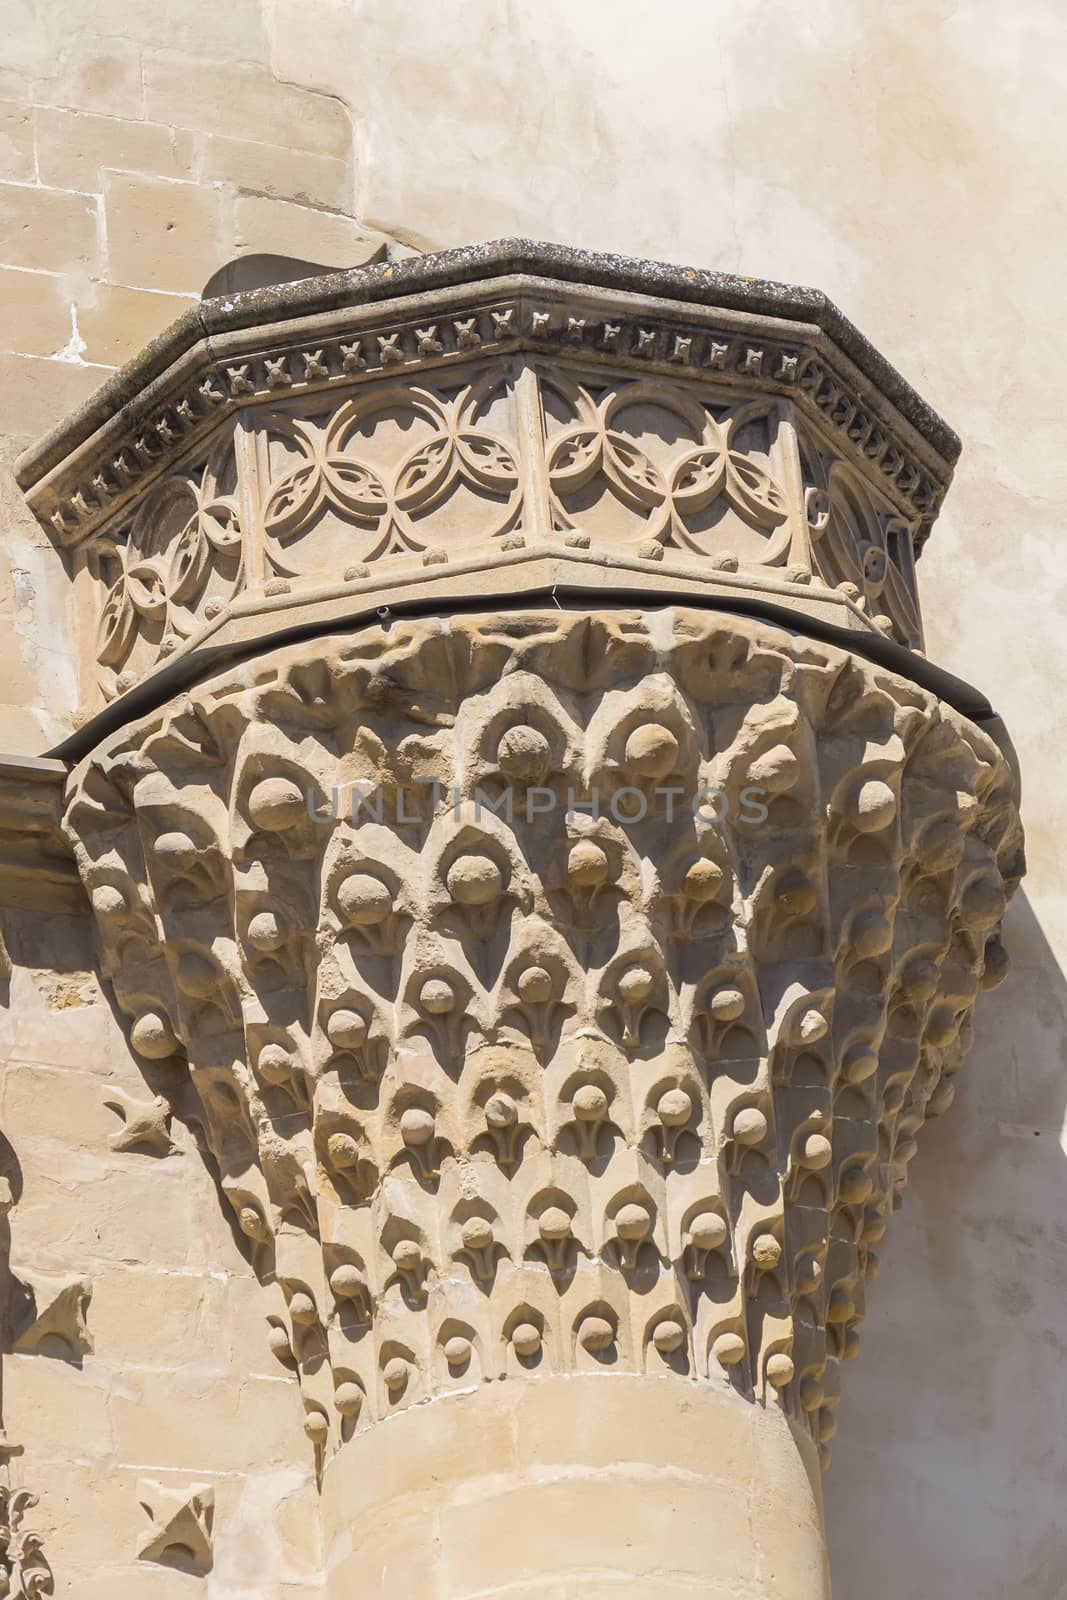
[
  {"left": 59, "top": 606, "right": 1022, "bottom": 1474},
  {"left": 29, "top": 243, "right": 1023, "bottom": 1598}
]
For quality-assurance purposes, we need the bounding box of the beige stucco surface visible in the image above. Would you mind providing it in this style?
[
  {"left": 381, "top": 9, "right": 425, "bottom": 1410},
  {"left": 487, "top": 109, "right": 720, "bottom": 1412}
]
[{"left": 0, "top": 2, "right": 1062, "bottom": 1596}]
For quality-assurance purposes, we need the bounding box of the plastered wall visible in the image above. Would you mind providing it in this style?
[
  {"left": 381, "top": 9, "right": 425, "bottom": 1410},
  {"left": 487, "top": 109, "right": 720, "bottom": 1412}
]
[{"left": 0, "top": 3, "right": 1063, "bottom": 1596}]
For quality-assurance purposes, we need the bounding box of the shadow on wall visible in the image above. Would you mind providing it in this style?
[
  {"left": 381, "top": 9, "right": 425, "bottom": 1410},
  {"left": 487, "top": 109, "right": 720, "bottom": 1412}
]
[{"left": 826, "top": 888, "right": 1067, "bottom": 1600}]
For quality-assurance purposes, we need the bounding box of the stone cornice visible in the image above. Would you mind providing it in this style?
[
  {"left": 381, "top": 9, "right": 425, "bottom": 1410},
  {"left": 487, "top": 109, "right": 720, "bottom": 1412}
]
[
  {"left": 15, "top": 246, "right": 956, "bottom": 555},
  {"left": 15, "top": 240, "right": 959, "bottom": 495}
]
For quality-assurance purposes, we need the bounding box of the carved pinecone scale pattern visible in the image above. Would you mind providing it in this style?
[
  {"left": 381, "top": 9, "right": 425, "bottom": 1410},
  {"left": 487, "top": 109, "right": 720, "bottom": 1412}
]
[{"left": 63, "top": 609, "right": 1022, "bottom": 1465}]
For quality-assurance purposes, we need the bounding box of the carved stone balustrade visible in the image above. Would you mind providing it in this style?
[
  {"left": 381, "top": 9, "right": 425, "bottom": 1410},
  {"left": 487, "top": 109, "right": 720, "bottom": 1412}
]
[{"left": 19, "top": 244, "right": 1023, "bottom": 1599}]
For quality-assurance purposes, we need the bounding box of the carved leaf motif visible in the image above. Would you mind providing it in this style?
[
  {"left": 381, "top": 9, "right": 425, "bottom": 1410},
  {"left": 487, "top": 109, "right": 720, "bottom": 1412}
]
[
  {"left": 263, "top": 458, "right": 322, "bottom": 537},
  {"left": 0, "top": 1489, "right": 54, "bottom": 1599},
  {"left": 454, "top": 432, "right": 517, "bottom": 488},
  {"left": 670, "top": 445, "right": 726, "bottom": 510},
  {"left": 324, "top": 459, "right": 390, "bottom": 518},
  {"left": 394, "top": 435, "right": 452, "bottom": 506},
  {"left": 725, "top": 452, "right": 788, "bottom": 527}
]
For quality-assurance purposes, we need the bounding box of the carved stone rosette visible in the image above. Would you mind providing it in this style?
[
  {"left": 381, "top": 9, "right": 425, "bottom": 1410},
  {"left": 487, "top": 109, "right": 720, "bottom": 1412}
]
[
  {"left": 63, "top": 608, "right": 1021, "bottom": 1458},
  {"left": 30, "top": 244, "right": 1023, "bottom": 1595}
]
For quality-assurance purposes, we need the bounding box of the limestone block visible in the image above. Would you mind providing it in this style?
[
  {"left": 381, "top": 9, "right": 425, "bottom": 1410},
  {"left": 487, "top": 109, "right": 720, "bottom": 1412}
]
[
  {"left": 0, "top": 100, "right": 34, "bottom": 181},
  {"left": 11, "top": 1457, "right": 316, "bottom": 1598},
  {"left": 0, "top": 968, "right": 128, "bottom": 1076},
  {"left": 10, "top": 1158, "right": 214, "bottom": 1276},
  {"left": 143, "top": 55, "right": 351, "bottom": 159},
  {"left": 262, "top": 0, "right": 367, "bottom": 106},
  {"left": 112, "top": 1372, "right": 308, "bottom": 1473},
  {"left": 234, "top": 195, "right": 386, "bottom": 270},
  {"left": 321, "top": 1381, "right": 516, "bottom": 1527},
  {"left": 439, "top": 1478, "right": 759, "bottom": 1595},
  {"left": 4, "top": 1063, "right": 124, "bottom": 1154},
  {"left": 209, "top": 1467, "right": 321, "bottom": 1589},
  {"left": 0, "top": 355, "right": 102, "bottom": 440},
  {"left": 324, "top": 1504, "right": 440, "bottom": 1600},
  {"left": 0, "top": 269, "right": 74, "bottom": 360},
  {"left": 103, "top": 172, "right": 227, "bottom": 295},
  {"left": 0, "top": 184, "right": 97, "bottom": 275},
  {"left": 76, "top": 282, "right": 200, "bottom": 368},
  {"left": 201, "top": 134, "right": 351, "bottom": 213},
  {"left": 512, "top": 1371, "right": 759, "bottom": 1487},
  {"left": 34, "top": 106, "right": 195, "bottom": 193},
  {"left": 4, "top": 1353, "right": 113, "bottom": 1462},
  {"left": 85, "top": 1267, "right": 230, "bottom": 1368},
  {"left": 69, "top": 1573, "right": 224, "bottom": 1600},
  {"left": 49, "top": 0, "right": 269, "bottom": 63},
  {"left": 37, "top": 38, "right": 145, "bottom": 120}
]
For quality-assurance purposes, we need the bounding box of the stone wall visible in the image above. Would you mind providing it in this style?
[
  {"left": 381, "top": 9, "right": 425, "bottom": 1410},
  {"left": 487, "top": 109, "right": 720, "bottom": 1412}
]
[
  {"left": 0, "top": 3, "right": 1064, "bottom": 1597},
  {"left": 0, "top": 0, "right": 397, "bottom": 752}
]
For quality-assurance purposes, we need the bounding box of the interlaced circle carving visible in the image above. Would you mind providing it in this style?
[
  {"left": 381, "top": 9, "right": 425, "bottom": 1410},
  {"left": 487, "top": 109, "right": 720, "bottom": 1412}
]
[
  {"left": 84, "top": 363, "right": 928, "bottom": 705},
  {"left": 95, "top": 444, "right": 241, "bottom": 698},
  {"left": 543, "top": 372, "right": 790, "bottom": 557},
  {"left": 258, "top": 376, "right": 521, "bottom": 574},
  {"left": 801, "top": 439, "right": 923, "bottom": 649}
]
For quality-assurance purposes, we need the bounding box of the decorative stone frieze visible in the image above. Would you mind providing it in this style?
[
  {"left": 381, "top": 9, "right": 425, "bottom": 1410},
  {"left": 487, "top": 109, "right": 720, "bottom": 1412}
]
[
  {"left": 15, "top": 242, "right": 955, "bottom": 722},
  {"left": 62, "top": 607, "right": 1021, "bottom": 1465}
]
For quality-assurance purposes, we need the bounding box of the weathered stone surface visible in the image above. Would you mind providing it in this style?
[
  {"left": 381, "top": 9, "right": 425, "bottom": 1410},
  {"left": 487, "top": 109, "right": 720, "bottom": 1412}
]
[
  {"left": 0, "top": 8, "right": 1057, "bottom": 1594},
  {"left": 0, "top": 221, "right": 1025, "bottom": 1596},
  {"left": 63, "top": 608, "right": 1021, "bottom": 1459},
  {"left": 0, "top": 183, "right": 98, "bottom": 275},
  {"left": 33, "top": 107, "right": 196, "bottom": 194},
  {"left": 201, "top": 134, "right": 351, "bottom": 212},
  {"left": 102, "top": 172, "right": 227, "bottom": 295},
  {"left": 143, "top": 55, "right": 351, "bottom": 158},
  {"left": 0, "top": 101, "right": 34, "bottom": 183},
  {"left": 14, "top": 243, "right": 958, "bottom": 733}
]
